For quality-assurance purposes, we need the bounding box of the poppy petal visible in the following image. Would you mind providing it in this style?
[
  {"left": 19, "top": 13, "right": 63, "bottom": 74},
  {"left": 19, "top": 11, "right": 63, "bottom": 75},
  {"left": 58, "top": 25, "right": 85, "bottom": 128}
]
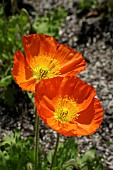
[
  {"left": 35, "top": 77, "right": 62, "bottom": 100},
  {"left": 58, "top": 76, "right": 96, "bottom": 110},
  {"left": 12, "top": 51, "right": 36, "bottom": 92},
  {"left": 22, "top": 34, "right": 57, "bottom": 68},
  {"left": 76, "top": 98, "right": 103, "bottom": 136},
  {"left": 55, "top": 44, "right": 86, "bottom": 75}
]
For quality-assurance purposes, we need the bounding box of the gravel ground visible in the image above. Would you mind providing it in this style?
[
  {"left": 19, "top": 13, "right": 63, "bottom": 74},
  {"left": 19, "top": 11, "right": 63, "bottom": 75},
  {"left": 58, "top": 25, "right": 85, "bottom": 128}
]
[{"left": 0, "top": 0, "right": 113, "bottom": 169}]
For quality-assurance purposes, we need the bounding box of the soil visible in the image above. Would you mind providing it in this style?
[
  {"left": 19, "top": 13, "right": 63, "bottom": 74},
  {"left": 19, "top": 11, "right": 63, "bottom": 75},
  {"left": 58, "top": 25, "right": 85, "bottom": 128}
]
[{"left": 0, "top": 0, "right": 113, "bottom": 170}]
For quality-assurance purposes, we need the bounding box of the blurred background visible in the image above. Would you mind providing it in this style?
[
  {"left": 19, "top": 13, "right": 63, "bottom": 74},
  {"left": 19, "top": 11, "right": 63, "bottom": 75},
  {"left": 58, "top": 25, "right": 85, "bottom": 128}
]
[{"left": 0, "top": 0, "right": 113, "bottom": 169}]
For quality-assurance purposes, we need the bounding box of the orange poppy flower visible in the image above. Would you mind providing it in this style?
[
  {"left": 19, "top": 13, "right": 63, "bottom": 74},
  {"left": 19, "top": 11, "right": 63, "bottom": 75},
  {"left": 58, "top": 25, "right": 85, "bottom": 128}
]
[
  {"left": 35, "top": 76, "right": 103, "bottom": 136},
  {"left": 12, "top": 34, "right": 86, "bottom": 92}
]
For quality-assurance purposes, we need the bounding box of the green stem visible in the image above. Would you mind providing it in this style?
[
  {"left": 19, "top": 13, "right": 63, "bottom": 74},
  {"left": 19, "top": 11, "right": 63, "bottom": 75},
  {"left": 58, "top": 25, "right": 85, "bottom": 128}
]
[
  {"left": 20, "top": 8, "right": 33, "bottom": 33},
  {"left": 34, "top": 108, "right": 40, "bottom": 170},
  {"left": 50, "top": 133, "right": 60, "bottom": 170}
]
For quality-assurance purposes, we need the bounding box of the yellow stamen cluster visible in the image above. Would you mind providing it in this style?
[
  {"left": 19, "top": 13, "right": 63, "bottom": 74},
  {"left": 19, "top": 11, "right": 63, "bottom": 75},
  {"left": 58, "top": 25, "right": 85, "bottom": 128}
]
[
  {"left": 54, "top": 96, "right": 79, "bottom": 123},
  {"left": 32, "top": 56, "right": 61, "bottom": 81},
  {"left": 39, "top": 66, "right": 49, "bottom": 78}
]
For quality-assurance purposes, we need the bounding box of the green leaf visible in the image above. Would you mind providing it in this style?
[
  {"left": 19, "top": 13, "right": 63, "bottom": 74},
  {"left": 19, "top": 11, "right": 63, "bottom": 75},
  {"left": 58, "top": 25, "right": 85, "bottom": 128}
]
[
  {"left": 2, "top": 87, "right": 17, "bottom": 106},
  {"left": 47, "top": 150, "right": 54, "bottom": 164},
  {"left": 33, "top": 8, "right": 67, "bottom": 38},
  {"left": 1, "top": 133, "right": 16, "bottom": 146},
  {"left": 27, "top": 92, "right": 34, "bottom": 103},
  {"left": 95, "top": 164, "right": 103, "bottom": 170},
  {"left": 62, "top": 159, "right": 78, "bottom": 170},
  {"left": 0, "top": 150, "right": 9, "bottom": 166},
  {"left": 82, "top": 147, "right": 96, "bottom": 162},
  {"left": 0, "top": 75, "right": 12, "bottom": 87}
]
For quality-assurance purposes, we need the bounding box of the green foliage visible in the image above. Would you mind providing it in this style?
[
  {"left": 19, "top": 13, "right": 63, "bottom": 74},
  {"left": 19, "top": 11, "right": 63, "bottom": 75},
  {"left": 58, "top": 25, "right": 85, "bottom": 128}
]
[
  {"left": 33, "top": 8, "right": 67, "bottom": 38},
  {"left": 107, "top": 0, "right": 113, "bottom": 14},
  {"left": 0, "top": 5, "right": 30, "bottom": 106},
  {"left": 79, "top": 0, "right": 96, "bottom": 10},
  {"left": 77, "top": 0, "right": 98, "bottom": 16},
  {"left": 77, "top": 0, "right": 113, "bottom": 21},
  {"left": 0, "top": 131, "right": 34, "bottom": 170},
  {"left": 0, "top": 86, "right": 17, "bottom": 106},
  {"left": 0, "top": 4, "right": 30, "bottom": 89},
  {"left": 47, "top": 137, "right": 103, "bottom": 170},
  {"left": 0, "top": 133, "right": 103, "bottom": 170},
  {"left": 76, "top": 147, "right": 103, "bottom": 170},
  {"left": 105, "top": 0, "right": 113, "bottom": 23},
  {"left": 27, "top": 92, "right": 34, "bottom": 104},
  {"left": 0, "top": 75, "right": 12, "bottom": 87}
]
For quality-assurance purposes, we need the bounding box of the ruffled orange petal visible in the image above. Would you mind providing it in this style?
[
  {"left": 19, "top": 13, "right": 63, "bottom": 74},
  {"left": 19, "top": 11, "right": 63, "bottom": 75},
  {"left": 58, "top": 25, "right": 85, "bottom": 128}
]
[
  {"left": 12, "top": 51, "right": 36, "bottom": 92},
  {"left": 59, "top": 76, "right": 96, "bottom": 110},
  {"left": 76, "top": 98, "right": 103, "bottom": 136},
  {"left": 46, "top": 117, "right": 61, "bottom": 131},
  {"left": 35, "top": 76, "right": 103, "bottom": 137},
  {"left": 55, "top": 44, "right": 86, "bottom": 75},
  {"left": 23, "top": 34, "right": 57, "bottom": 57},
  {"left": 35, "top": 77, "right": 62, "bottom": 101},
  {"left": 46, "top": 117, "right": 77, "bottom": 136},
  {"left": 38, "top": 102, "right": 54, "bottom": 123},
  {"left": 46, "top": 117, "right": 76, "bottom": 136},
  {"left": 22, "top": 34, "right": 57, "bottom": 68}
]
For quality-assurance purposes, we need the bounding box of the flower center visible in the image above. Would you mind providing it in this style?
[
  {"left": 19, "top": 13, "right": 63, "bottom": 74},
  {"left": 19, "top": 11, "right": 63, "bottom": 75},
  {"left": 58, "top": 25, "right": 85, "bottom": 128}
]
[
  {"left": 54, "top": 96, "right": 79, "bottom": 123},
  {"left": 32, "top": 56, "right": 61, "bottom": 81},
  {"left": 39, "top": 66, "right": 49, "bottom": 78}
]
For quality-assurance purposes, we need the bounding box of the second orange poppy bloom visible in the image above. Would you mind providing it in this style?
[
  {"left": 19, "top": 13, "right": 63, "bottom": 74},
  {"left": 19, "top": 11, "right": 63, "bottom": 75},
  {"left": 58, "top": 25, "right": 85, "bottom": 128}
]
[
  {"left": 12, "top": 34, "right": 86, "bottom": 92},
  {"left": 35, "top": 76, "right": 103, "bottom": 137}
]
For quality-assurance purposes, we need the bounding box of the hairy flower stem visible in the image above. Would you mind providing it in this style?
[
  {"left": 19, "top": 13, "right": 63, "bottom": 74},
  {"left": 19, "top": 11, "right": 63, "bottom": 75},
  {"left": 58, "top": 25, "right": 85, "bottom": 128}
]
[
  {"left": 50, "top": 133, "right": 60, "bottom": 170},
  {"left": 34, "top": 108, "right": 40, "bottom": 170}
]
